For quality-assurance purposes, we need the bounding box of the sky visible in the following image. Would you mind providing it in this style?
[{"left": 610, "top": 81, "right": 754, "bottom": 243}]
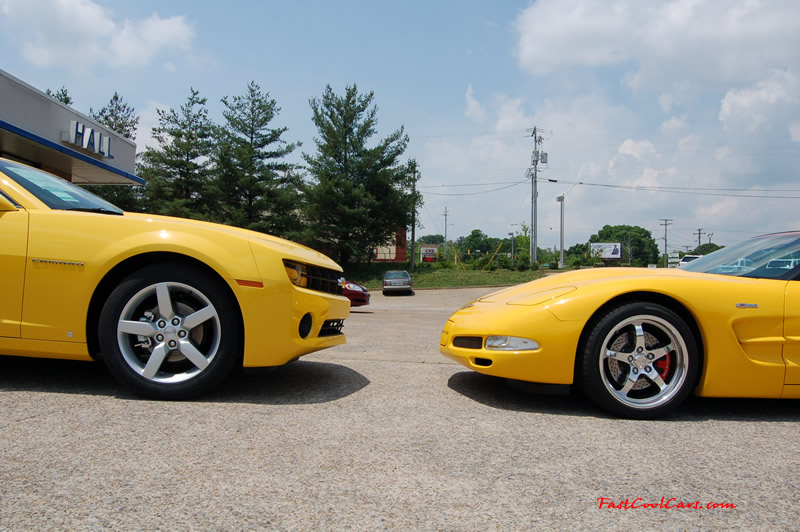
[{"left": 2, "top": 0, "right": 799, "bottom": 252}]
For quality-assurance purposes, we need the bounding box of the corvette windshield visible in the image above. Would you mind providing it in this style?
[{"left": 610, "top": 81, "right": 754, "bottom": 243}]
[
  {"left": 0, "top": 159, "right": 123, "bottom": 215},
  {"left": 681, "top": 232, "right": 800, "bottom": 279}
]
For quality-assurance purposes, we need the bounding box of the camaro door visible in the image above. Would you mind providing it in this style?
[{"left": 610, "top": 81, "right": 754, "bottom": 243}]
[{"left": 0, "top": 200, "right": 28, "bottom": 338}]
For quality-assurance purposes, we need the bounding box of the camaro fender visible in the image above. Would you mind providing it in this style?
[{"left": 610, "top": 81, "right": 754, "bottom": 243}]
[{"left": 21, "top": 211, "right": 262, "bottom": 345}]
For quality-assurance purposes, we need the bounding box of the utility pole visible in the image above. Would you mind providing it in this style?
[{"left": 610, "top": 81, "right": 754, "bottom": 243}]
[
  {"left": 707, "top": 232, "right": 714, "bottom": 244},
  {"left": 556, "top": 194, "right": 565, "bottom": 268},
  {"left": 661, "top": 218, "right": 673, "bottom": 267},
  {"left": 695, "top": 228, "right": 705, "bottom": 249},
  {"left": 409, "top": 163, "right": 417, "bottom": 271},
  {"left": 527, "top": 126, "right": 545, "bottom": 265},
  {"left": 443, "top": 207, "right": 449, "bottom": 261}
]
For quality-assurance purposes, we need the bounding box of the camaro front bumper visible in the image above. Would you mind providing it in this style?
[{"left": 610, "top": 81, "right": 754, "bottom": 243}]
[{"left": 439, "top": 301, "right": 583, "bottom": 385}]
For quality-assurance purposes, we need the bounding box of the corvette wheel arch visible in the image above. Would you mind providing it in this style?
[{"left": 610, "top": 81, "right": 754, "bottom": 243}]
[
  {"left": 86, "top": 252, "right": 244, "bottom": 361},
  {"left": 574, "top": 291, "right": 704, "bottom": 387}
]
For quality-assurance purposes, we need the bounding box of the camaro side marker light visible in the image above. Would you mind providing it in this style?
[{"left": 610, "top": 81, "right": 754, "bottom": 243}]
[
  {"left": 485, "top": 336, "right": 539, "bottom": 351},
  {"left": 736, "top": 303, "right": 758, "bottom": 309}
]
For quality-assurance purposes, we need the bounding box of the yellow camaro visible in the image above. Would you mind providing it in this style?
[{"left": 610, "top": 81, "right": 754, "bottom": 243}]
[
  {"left": 441, "top": 233, "right": 800, "bottom": 418},
  {"left": 0, "top": 158, "right": 349, "bottom": 399}
]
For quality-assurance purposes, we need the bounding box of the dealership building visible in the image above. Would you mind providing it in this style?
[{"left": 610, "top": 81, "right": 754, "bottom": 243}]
[{"left": 0, "top": 69, "right": 141, "bottom": 185}]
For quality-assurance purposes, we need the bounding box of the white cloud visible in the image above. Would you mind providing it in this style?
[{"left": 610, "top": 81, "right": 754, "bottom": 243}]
[
  {"left": 719, "top": 70, "right": 800, "bottom": 133},
  {"left": 0, "top": 0, "right": 195, "bottom": 71},
  {"left": 791, "top": 122, "right": 800, "bottom": 143},
  {"left": 464, "top": 84, "right": 487, "bottom": 122},
  {"left": 660, "top": 116, "right": 687, "bottom": 134},
  {"left": 618, "top": 139, "right": 657, "bottom": 160},
  {"left": 111, "top": 13, "right": 194, "bottom": 67},
  {"left": 515, "top": 0, "right": 800, "bottom": 102}
]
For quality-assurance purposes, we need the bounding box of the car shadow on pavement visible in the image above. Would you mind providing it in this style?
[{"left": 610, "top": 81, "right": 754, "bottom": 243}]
[
  {"left": 0, "top": 356, "right": 370, "bottom": 405},
  {"left": 448, "top": 371, "right": 800, "bottom": 422},
  {"left": 210, "top": 360, "right": 370, "bottom": 405}
]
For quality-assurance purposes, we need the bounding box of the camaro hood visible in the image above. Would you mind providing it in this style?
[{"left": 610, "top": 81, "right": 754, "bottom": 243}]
[{"left": 123, "top": 212, "right": 341, "bottom": 271}]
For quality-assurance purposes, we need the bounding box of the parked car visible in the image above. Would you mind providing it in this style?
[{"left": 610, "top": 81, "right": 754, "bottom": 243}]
[
  {"left": 382, "top": 270, "right": 413, "bottom": 295},
  {"left": 440, "top": 231, "right": 800, "bottom": 419},
  {"left": 342, "top": 280, "right": 370, "bottom": 306},
  {"left": 0, "top": 158, "right": 349, "bottom": 399},
  {"left": 677, "top": 254, "right": 702, "bottom": 267}
]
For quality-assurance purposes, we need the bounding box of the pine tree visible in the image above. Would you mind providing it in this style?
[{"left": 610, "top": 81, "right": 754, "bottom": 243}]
[
  {"left": 138, "top": 88, "right": 214, "bottom": 219},
  {"left": 82, "top": 92, "right": 143, "bottom": 211},
  {"left": 303, "top": 84, "right": 415, "bottom": 263},
  {"left": 209, "top": 81, "right": 303, "bottom": 238}
]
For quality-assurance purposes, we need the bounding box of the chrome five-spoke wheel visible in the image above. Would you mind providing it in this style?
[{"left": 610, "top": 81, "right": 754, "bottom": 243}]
[{"left": 580, "top": 302, "right": 699, "bottom": 419}]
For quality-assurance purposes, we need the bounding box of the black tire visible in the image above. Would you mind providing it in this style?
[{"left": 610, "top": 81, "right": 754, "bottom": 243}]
[
  {"left": 98, "top": 264, "right": 242, "bottom": 399},
  {"left": 578, "top": 302, "right": 698, "bottom": 419}
]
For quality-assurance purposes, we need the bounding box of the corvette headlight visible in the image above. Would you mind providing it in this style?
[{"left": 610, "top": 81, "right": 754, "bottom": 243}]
[
  {"left": 283, "top": 260, "right": 309, "bottom": 288},
  {"left": 485, "top": 336, "right": 539, "bottom": 351},
  {"left": 344, "top": 282, "right": 365, "bottom": 292}
]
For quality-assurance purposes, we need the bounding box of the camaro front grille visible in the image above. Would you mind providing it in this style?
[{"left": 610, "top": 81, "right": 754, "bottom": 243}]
[
  {"left": 308, "top": 266, "right": 343, "bottom": 295},
  {"left": 319, "top": 319, "right": 344, "bottom": 337}
]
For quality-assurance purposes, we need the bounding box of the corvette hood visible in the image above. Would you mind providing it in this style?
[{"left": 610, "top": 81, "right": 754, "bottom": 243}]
[{"left": 479, "top": 268, "right": 700, "bottom": 306}]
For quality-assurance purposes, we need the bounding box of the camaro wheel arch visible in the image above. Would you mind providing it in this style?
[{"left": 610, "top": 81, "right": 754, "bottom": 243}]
[
  {"left": 578, "top": 301, "right": 700, "bottom": 419},
  {"left": 98, "top": 263, "right": 243, "bottom": 399}
]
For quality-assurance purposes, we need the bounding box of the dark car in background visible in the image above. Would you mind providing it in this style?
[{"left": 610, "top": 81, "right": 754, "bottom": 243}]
[
  {"left": 382, "top": 270, "right": 413, "bottom": 296},
  {"left": 342, "top": 280, "right": 370, "bottom": 307}
]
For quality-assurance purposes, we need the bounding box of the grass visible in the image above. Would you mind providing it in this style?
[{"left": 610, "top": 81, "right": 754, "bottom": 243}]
[{"left": 346, "top": 267, "right": 548, "bottom": 291}]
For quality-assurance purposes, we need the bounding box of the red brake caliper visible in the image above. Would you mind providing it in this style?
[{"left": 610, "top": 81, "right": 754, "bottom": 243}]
[{"left": 654, "top": 352, "right": 671, "bottom": 380}]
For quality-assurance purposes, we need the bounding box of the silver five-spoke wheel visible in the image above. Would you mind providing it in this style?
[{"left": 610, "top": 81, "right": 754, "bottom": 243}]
[
  {"left": 580, "top": 302, "right": 699, "bottom": 419},
  {"left": 99, "top": 264, "right": 241, "bottom": 399},
  {"left": 117, "top": 281, "right": 221, "bottom": 383}
]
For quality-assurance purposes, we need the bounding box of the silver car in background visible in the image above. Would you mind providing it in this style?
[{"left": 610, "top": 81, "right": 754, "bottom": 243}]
[{"left": 382, "top": 270, "right": 413, "bottom": 296}]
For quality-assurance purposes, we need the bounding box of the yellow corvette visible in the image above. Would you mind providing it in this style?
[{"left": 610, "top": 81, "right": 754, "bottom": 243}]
[
  {"left": 441, "top": 232, "right": 800, "bottom": 418},
  {"left": 0, "top": 158, "right": 349, "bottom": 399}
]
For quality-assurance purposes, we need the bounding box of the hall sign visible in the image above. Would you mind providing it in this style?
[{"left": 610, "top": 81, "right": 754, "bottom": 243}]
[{"left": 62, "top": 120, "right": 113, "bottom": 159}]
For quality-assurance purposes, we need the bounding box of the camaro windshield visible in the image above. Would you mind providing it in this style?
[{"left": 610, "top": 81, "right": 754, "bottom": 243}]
[
  {"left": 0, "top": 159, "right": 123, "bottom": 214},
  {"left": 681, "top": 232, "right": 800, "bottom": 279}
]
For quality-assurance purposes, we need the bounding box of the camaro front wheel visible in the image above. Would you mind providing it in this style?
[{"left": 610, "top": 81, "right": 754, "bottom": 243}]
[
  {"left": 98, "top": 264, "right": 241, "bottom": 399},
  {"left": 579, "top": 302, "right": 699, "bottom": 419}
]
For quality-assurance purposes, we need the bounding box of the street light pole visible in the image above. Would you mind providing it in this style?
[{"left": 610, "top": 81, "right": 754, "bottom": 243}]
[
  {"left": 556, "top": 195, "right": 565, "bottom": 268},
  {"left": 509, "top": 232, "right": 515, "bottom": 267}
]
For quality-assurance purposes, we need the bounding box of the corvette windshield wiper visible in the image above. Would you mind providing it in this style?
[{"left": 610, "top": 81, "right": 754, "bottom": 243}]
[{"left": 63, "top": 207, "right": 124, "bottom": 215}]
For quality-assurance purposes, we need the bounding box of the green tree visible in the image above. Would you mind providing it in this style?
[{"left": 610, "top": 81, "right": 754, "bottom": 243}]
[
  {"left": 90, "top": 92, "right": 140, "bottom": 139},
  {"left": 418, "top": 234, "right": 445, "bottom": 245},
  {"left": 303, "top": 84, "right": 413, "bottom": 263},
  {"left": 138, "top": 88, "right": 215, "bottom": 219},
  {"left": 589, "top": 224, "right": 659, "bottom": 266},
  {"left": 46, "top": 86, "right": 73, "bottom": 105},
  {"left": 82, "top": 92, "right": 143, "bottom": 211},
  {"left": 209, "top": 81, "right": 303, "bottom": 237},
  {"left": 693, "top": 242, "right": 723, "bottom": 255}
]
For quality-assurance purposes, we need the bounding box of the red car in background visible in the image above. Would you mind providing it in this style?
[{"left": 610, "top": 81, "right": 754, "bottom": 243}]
[{"left": 342, "top": 280, "right": 370, "bottom": 307}]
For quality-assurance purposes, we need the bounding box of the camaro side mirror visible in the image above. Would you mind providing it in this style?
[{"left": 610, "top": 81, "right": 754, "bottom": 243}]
[{"left": 0, "top": 194, "right": 19, "bottom": 211}]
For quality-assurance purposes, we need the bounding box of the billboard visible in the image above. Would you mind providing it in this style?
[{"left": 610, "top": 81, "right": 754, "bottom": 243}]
[
  {"left": 420, "top": 246, "right": 438, "bottom": 262},
  {"left": 590, "top": 243, "right": 622, "bottom": 260}
]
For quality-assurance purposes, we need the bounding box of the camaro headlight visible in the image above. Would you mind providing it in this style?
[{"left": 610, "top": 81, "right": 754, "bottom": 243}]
[
  {"left": 485, "top": 336, "right": 539, "bottom": 351},
  {"left": 283, "top": 260, "right": 309, "bottom": 288}
]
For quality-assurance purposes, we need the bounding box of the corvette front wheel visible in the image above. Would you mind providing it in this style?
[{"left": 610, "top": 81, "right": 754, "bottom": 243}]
[
  {"left": 579, "top": 302, "right": 699, "bottom": 419},
  {"left": 98, "top": 265, "right": 241, "bottom": 399}
]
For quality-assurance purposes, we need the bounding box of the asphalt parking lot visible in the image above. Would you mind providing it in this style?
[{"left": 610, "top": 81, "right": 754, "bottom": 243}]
[{"left": 1, "top": 286, "right": 798, "bottom": 530}]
